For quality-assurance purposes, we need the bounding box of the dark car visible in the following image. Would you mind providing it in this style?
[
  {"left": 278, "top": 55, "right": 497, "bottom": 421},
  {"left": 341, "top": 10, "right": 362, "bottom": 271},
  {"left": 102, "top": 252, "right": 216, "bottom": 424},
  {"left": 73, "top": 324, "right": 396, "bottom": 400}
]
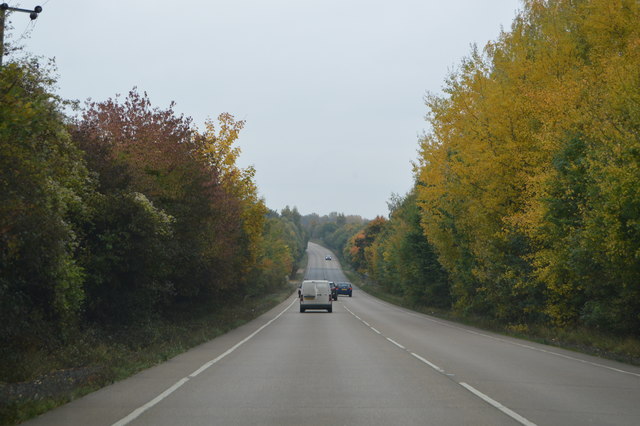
[
  {"left": 325, "top": 255, "right": 332, "bottom": 261},
  {"left": 329, "top": 282, "right": 338, "bottom": 300},
  {"left": 336, "top": 282, "right": 352, "bottom": 297}
]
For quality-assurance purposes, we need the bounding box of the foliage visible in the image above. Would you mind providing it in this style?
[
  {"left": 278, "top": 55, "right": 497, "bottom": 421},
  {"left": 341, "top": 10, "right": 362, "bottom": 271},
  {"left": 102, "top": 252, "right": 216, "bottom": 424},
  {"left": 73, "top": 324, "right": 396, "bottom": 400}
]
[
  {"left": 247, "top": 210, "right": 307, "bottom": 296},
  {"left": 0, "top": 60, "right": 90, "bottom": 353},
  {"left": 195, "top": 114, "right": 268, "bottom": 276},
  {"left": 416, "top": 0, "right": 640, "bottom": 333},
  {"left": 73, "top": 90, "right": 249, "bottom": 315},
  {"left": 324, "top": 222, "right": 362, "bottom": 256},
  {"left": 370, "top": 191, "right": 451, "bottom": 307},
  {"left": 79, "top": 192, "right": 175, "bottom": 323},
  {"left": 343, "top": 216, "right": 387, "bottom": 273},
  {"left": 299, "top": 211, "right": 364, "bottom": 258},
  {"left": 1, "top": 56, "right": 307, "bottom": 390},
  {"left": 278, "top": 206, "right": 308, "bottom": 267},
  {"left": 0, "top": 282, "right": 296, "bottom": 425}
]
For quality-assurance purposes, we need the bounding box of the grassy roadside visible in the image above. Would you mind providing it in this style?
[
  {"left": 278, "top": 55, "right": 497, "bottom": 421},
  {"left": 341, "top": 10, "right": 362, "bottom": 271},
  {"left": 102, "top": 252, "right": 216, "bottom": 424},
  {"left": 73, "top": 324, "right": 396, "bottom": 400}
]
[
  {"left": 0, "top": 268, "right": 305, "bottom": 425},
  {"left": 342, "top": 268, "right": 640, "bottom": 367}
]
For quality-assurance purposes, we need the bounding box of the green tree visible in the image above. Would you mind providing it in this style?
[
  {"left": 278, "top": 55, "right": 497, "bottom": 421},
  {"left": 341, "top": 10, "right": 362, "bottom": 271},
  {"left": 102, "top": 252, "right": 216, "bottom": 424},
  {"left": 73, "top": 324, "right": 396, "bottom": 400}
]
[
  {"left": 80, "top": 192, "right": 174, "bottom": 323},
  {"left": 1, "top": 60, "right": 90, "bottom": 350},
  {"left": 372, "top": 191, "right": 451, "bottom": 307}
]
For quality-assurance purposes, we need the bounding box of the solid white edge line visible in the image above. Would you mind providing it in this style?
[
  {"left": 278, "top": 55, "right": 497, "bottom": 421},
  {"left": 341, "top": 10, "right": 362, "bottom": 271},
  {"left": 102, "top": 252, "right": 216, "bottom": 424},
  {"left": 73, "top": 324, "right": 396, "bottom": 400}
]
[
  {"left": 363, "top": 295, "right": 640, "bottom": 378},
  {"left": 460, "top": 382, "right": 537, "bottom": 426},
  {"left": 111, "top": 378, "right": 189, "bottom": 426},
  {"left": 386, "top": 337, "right": 406, "bottom": 350},
  {"left": 188, "top": 360, "right": 215, "bottom": 378},
  {"left": 514, "top": 344, "right": 640, "bottom": 377},
  {"left": 111, "top": 298, "right": 297, "bottom": 426},
  {"left": 410, "top": 352, "right": 445, "bottom": 374},
  {"left": 370, "top": 327, "right": 381, "bottom": 334},
  {"left": 190, "top": 299, "right": 296, "bottom": 377},
  {"left": 362, "top": 321, "right": 370, "bottom": 327}
]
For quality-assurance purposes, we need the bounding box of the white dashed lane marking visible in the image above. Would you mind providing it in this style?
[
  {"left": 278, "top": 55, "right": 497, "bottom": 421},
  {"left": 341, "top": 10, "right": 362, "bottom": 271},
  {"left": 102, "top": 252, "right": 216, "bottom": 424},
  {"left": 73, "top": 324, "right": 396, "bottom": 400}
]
[{"left": 342, "top": 303, "right": 537, "bottom": 426}]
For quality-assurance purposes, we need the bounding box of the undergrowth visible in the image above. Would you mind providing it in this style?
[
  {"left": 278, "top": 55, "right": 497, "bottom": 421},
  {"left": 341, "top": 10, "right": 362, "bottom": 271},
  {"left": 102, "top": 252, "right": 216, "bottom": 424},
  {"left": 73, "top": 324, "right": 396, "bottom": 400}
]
[
  {"left": 0, "top": 283, "right": 297, "bottom": 426},
  {"left": 345, "top": 270, "right": 640, "bottom": 366}
]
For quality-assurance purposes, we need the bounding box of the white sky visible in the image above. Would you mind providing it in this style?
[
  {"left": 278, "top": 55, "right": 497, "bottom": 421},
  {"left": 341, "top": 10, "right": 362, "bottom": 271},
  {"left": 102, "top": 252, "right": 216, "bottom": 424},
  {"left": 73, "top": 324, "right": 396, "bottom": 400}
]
[{"left": 14, "top": 0, "right": 521, "bottom": 219}]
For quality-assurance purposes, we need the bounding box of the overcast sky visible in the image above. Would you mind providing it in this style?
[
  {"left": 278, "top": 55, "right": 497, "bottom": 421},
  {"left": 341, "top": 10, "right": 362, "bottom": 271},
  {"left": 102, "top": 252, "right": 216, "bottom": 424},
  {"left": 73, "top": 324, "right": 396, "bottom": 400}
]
[{"left": 14, "top": 0, "right": 521, "bottom": 219}]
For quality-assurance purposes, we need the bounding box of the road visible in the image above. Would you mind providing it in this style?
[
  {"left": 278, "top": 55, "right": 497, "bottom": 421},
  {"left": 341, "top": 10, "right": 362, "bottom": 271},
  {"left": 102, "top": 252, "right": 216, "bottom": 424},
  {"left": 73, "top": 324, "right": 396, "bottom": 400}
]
[{"left": 25, "top": 242, "right": 640, "bottom": 425}]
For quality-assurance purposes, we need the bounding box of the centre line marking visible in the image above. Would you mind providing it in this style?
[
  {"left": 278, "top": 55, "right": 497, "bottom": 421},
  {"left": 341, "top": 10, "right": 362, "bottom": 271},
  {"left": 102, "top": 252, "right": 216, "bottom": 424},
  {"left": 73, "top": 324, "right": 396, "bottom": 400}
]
[
  {"left": 345, "top": 292, "right": 541, "bottom": 425},
  {"left": 411, "top": 352, "right": 446, "bottom": 374},
  {"left": 386, "top": 337, "right": 406, "bottom": 350}
]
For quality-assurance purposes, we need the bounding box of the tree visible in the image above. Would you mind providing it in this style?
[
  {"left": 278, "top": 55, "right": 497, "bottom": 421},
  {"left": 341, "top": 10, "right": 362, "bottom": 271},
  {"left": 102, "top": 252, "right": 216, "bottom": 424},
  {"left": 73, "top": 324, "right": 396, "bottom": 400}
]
[
  {"left": 344, "top": 216, "right": 387, "bottom": 273},
  {"left": 416, "top": 0, "right": 640, "bottom": 332},
  {"left": 1, "top": 60, "right": 89, "bottom": 347},
  {"left": 372, "top": 191, "right": 451, "bottom": 307},
  {"left": 194, "top": 114, "right": 267, "bottom": 279},
  {"left": 73, "top": 90, "right": 246, "bottom": 315}
]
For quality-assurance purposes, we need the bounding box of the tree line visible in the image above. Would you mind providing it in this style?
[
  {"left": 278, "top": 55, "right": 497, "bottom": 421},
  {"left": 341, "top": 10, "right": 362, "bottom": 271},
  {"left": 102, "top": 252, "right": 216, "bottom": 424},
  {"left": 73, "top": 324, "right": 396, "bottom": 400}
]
[
  {"left": 317, "top": 0, "right": 640, "bottom": 336},
  {"left": 0, "top": 58, "right": 307, "bottom": 370}
]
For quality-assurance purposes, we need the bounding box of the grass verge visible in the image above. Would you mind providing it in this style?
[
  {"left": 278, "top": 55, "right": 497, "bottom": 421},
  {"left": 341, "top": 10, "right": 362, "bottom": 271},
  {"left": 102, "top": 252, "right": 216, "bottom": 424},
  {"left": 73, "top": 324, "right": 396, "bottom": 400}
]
[
  {"left": 0, "top": 281, "right": 300, "bottom": 426},
  {"left": 343, "top": 269, "right": 640, "bottom": 366}
]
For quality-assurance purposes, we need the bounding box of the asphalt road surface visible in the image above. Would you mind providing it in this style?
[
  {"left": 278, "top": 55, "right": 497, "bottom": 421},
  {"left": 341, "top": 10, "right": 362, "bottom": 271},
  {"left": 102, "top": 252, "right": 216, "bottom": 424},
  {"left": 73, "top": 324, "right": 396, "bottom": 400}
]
[{"left": 25, "top": 242, "right": 640, "bottom": 425}]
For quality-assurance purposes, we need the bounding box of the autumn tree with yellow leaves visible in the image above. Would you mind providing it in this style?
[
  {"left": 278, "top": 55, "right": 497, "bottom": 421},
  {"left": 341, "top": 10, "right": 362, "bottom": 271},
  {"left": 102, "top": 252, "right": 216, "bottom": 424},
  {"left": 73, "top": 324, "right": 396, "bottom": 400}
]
[
  {"left": 2, "top": 74, "right": 307, "bottom": 371},
  {"left": 417, "top": 0, "right": 640, "bottom": 333},
  {"left": 195, "top": 114, "right": 268, "bottom": 277}
]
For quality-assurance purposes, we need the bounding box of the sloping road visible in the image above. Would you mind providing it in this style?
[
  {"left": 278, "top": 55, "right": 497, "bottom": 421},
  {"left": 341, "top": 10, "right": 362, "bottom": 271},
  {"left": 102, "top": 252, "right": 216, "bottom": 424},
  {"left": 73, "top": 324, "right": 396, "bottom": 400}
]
[{"left": 25, "top": 242, "right": 640, "bottom": 425}]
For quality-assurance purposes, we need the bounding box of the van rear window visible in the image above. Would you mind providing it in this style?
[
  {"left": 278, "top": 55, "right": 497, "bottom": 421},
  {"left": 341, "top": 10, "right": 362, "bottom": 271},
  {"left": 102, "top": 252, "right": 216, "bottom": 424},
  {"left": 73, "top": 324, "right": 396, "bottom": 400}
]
[{"left": 301, "top": 283, "right": 317, "bottom": 295}]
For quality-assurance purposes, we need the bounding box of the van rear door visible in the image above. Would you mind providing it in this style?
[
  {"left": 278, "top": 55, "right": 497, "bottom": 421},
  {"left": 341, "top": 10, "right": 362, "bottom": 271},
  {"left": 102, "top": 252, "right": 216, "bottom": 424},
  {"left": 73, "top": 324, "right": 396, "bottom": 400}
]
[{"left": 301, "top": 281, "right": 316, "bottom": 300}]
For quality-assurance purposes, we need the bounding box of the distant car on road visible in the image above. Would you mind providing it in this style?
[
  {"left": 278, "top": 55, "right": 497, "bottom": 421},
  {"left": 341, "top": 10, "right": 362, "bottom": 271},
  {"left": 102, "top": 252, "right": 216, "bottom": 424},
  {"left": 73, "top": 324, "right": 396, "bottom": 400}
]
[
  {"left": 299, "top": 280, "right": 333, "bottom": 313},
  {"left": 325, "top": 255, "right": 332, "bottom": 260},
  {"left": 336, "top": 282, "right": 352, "bottom": 297}
]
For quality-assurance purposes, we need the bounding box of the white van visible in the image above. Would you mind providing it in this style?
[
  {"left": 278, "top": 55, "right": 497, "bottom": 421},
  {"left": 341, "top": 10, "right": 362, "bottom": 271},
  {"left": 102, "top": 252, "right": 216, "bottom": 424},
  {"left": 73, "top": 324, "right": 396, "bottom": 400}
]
[{"left": 299, "top": 280, "right": 333, "bottom": 313}]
